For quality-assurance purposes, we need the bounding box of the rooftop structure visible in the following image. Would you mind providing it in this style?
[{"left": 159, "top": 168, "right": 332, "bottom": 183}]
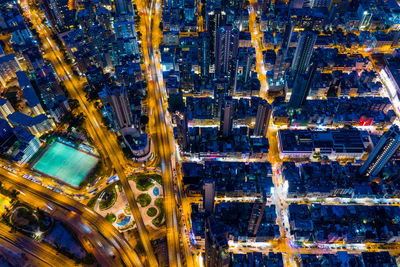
[
  {"left": 278, "top": 129, "right": 371, "bottom": 159},
  {"left": 183, "top": 161, "right": 273, "bottom": 197},
  {"left": 16, "top": 71, "right": 45, "bottom": 116},
  {"left": 289, "top": 204, "right": 400, "bottom": 243}
]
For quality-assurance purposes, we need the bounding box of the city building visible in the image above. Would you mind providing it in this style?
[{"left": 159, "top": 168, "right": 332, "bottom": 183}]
[
  {"left": 7, "top": 112, "right": 54, "bottom": 137},
  {"left": 288, "top": 204, "right": 400, "bottom": 243},
  {"left": 35, "top": 65, "right": 66, "bottom": 114},
  {"left": 0, "top": 119, "right": 13, "bottom": 150},
  {"left": 183, "top": 161, "right": 273, "bottom": 197},
  {"left": 203, "top": 180, "right": 215, "bottom": 214},
  {"left": 41, "top": 0, "right": 74, "bottom": 32},
  {"left": 358, "top": 6, "right": 373, "bottom": 30},
  {"left": 288, "top": 62, "right": 316, "bottom": 108},
  {"left": 360, "top": 125, "right": 400, "bottom": 177},
  {"left": 278, "top": 129, "right": 370, "bottom": 159},
  {"left": 0, "top": 53, "right": 22, "bottom": 87},
  {"left": 113, "top": 16, "right": 140, "bottom": 61},
  {"left": 270, "top": 23, "right": 293, "bottom": 93},
  {"left": 183, "top": 126, "right": 269, "bottom": 159},
  {"left": 298, "top": 252, "right": 396, "bottom": 266},
  {"left": 16, "top": 71, "right": 45, "bottom": 116},
  {"left": 199, "top": 32, "right": 210, "bottom": 76},
  {"left": 254, "top": 100, "right": 271, "bottom": 137},
  {"left": 272, "top": 97, "right": 396, "bottom": 128},
  {"left": 114, "top": 0, "right": 133, "bottom": 16},
  {"left": 220, "top": 98, "right": 234, "bottom": 137},
  {"left": 191, "top": 202, "right": 280, "bottom": 242},
  {"left": 174, "top": 111, "right": 188, "bottom": 150},
  {"left": 290, "top": 31, "right": 317, "bottom": 78},
  {"left": 215, "top": 25, "right": 239, "bottom": 76},
  {"left": 232, "top": 252, "right": 283, "bottom": 266},
  {"left": 100, "top": 84, "right": 133, "bottom": 130},
  {"left": 12, "top": 127, "right": 41, "bottom": 164},
  {"left": 0, "top": 97, "right": 15, "bottom": 122},
  {"left": 247, "top": 200, "right": 268, "bottom": 237},
  {"left": 207, "top": 8, "right": 227, "bottom": 63},
  {"left": 205, "top": 216, "right": 230, "bottom": 267},
  {"left": 122, "top": 130, "right": 152, "bottom": 161}
]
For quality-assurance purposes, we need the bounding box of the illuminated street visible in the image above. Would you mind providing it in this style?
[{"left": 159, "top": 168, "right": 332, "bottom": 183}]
[
  {"left": 0, "top": 222, "right": 75, "bottom": 266},
  {"left": 0, "top": 167, "right": 143, "bottom": 266},
  {"left": 0, "top": 0, "right": 400, "bottom": 265},
  {"left": 19, "top": 1, "right": 158, "bottom": 266},
  {"left": 136, "top": 0, "right": 190, "bottom": 264}
]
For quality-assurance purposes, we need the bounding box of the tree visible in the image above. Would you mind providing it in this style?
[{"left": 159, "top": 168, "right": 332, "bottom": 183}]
[
  {"left": 105, "top": 213, "right": 116, "bottom": 223},
  {"left": 94, "top": 101, "right": 101, "bottom": 109},
  {"left": 140, "top": 115, "right": 149, "bottom": 126},
  {"left": 65, "top": 57, "right": 72, "bottom": 64},
  {"left": 10, "top": 189, "right": 19, "bottom": 199},
  {"left": 87, "top": 87, "right": 100, "bottom": 102},
  {"left": 65, "top": 112, "right": 86, "bottom": 130},
  {"left": 68, "top": 99, "right": 79, "bottom": 110},
  {"left": 168, "top": 93, "right": 185, "bottom": 113},
  {"left": 101, "top": 116, "right": 111, "bottom": 128}
]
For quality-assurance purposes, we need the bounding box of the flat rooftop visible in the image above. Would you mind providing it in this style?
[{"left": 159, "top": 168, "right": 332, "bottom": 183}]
[{"left": 33, "top": 141, "right": 98, "bottom": 187}]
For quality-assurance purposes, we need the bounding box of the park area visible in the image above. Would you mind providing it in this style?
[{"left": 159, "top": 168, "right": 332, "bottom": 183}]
[
  {"left": 88, "top": 172, "right": 165, "bottom": 231},
  {"left": 129, "top": 174, "right": 164, "bottom": 228}
]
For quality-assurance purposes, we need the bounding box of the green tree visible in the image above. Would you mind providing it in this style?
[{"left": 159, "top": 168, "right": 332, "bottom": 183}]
[
  {"left": 105, "top": 213, "right": 116, "bottom": 223},
  {"left": 10, "top": 189, "right": 19, "bottom": 199},
  {"left": 68, "top": 99, "right": 79, "bottom": 110},
  {"left": 168, "top": 93, "right": 185, "bottom": 113},
  {"left": 140, "top": 115, "right": 149, "bottom": 125}
]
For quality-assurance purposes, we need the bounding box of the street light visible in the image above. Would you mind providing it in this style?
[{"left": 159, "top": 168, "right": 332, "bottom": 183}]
[{"left": 34, "top": 229, "right": 43, "bottom": 239}]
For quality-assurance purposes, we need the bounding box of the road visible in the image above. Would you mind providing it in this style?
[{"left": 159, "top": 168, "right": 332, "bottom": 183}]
[
  {"left": 0, "top": 167, "right": 143, "bottom": 266},
  {"left": 228, "top": 239, "right": 400, "bottom": 257},
  {"left": 20, "top": 1, "right": 158, "bottom": 265},
  {"left": 0, "top": 222, "right": 75, "bottom": 266},
  {"left": 133, "top": 1, "right": 278, "bottom": 265},
  {"left": 21, "top": 0, "right": 400, "bottom": 266},
  {"left": 248, "top": 3, "right": 269, "bottom": 99},
  {"left": 136, "top": 0, "right": 197, "bottom": 265}
]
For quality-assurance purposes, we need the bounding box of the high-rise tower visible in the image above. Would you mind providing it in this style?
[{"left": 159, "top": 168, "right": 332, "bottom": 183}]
[
  {"left": 254, "top": 100, "right": 272, "bottom": 137},
  {"left": 207, "top": 8, "right": 227, "bottom": 62},
  {"left": 220, "top": 98, "right": 234, "bottom": 137},
  {"left": 199, "top": 33, "right": 210, "bottom": 77},
  {"left": 360, "top": 125, "right": 400, "bottom": 177},
  {"left": 215, "top": 25, "right": 239, "bottom": 76},
  {"left": 174, "top": 111, "right": 188, "bottom": 150},
  {"left": 290, "top": 31, "right": 317, "bottom": 78},
  {"left": 288, "top": 62, "right": 316, "bottom": 108},
  {"left": 100, "top": 84, "right": 133, "bottom": 129},
  {"left": 114, "top": 0, "right": 133, "bottom": 16},
  {"left": 205, "top": 216, "right": 230, "bottom": 267},
  {"left": 203, "top": 180, "right": 215, "bottom": 214}
]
